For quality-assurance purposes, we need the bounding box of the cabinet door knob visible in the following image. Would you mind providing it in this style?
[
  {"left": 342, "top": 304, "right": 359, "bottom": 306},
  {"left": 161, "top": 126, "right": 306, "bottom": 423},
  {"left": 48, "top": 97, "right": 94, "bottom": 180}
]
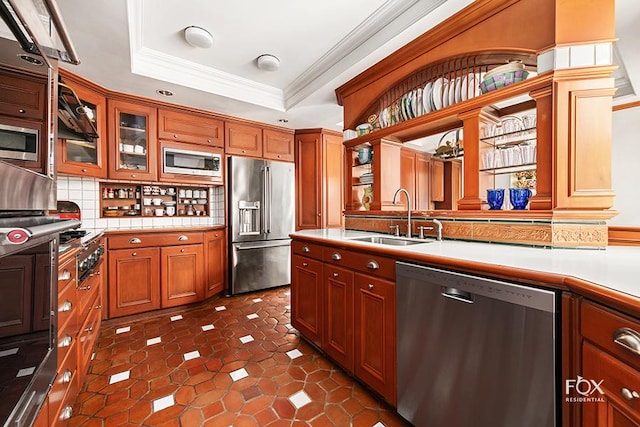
[
  {"left": 174, "top": 134, "right": 178, "bottom": 138},
  {"left": 58, "top": 270, "right": 71, "bottom": 281},
  {"left": 368, "top": 284, "right": 374, "bottom": 290},
  {"left": 331, "top": 253, "right": 341, "bottom": 261},
  {"left": 60, "top": 300, "right": 72, "bottom": 312},
  {"left": 59, "top": 335, "right": 72, "bottom": 347},
  {"left": 207, "top": 139, "right": 212, "bottom": 143},
  {"left": 129, "top": 238, "right": 142, "bottom": 244},
  {"left": 131, "top": 174, "right": 136, "bottom": 178},
  {"left": 366, "top": 260, "right": 379, "bottom": 270},
  {"left": 178, "top": 235, "right": 189, "bottom": 241},
  {"left": 132, "top": 252, "right": 137, "bottom": 256},
  {"left": 180, "top": 248, "right": 185, "bottom": 253},
  {"left": 89, "top": 271, "right": 101, "bottom": 277},
  {"left": 301, "top": 262, "right": 308, "bottom": 267},
  {"left": 78, "top": 285, "right": 92, "bottom": 291},
  {"left": 60, "top": 406, "right": 73, "bottom": 420},
  {"left": 61, "top": 369, "right": 73, "bottom": 384},
  {"left": 242, "top": 150, "right": 246, "bottom": 153},
  {"left": 18, "top": 108, "right": 25, "bottom": 114},
  {"left": 613, "top": 327, "right": 640, "bottom": 356},
  {"left": 82, "top": 168, "right": 88, "bottom": 172},
  {"left": 621, "top": 388, "right": 640, "bottom": 400},
  {"left": 302, "top": 246, "right": 310, "bottom": 253},
  {"left": 333, "top": 272, "right": 339, "bottom": 278}
]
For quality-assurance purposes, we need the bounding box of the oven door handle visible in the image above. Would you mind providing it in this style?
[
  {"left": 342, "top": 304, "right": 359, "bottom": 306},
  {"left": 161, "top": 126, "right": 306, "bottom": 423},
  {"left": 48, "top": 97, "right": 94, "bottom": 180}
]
[{"left": 0, "top": 219, "right": 80, "bottom": 244}]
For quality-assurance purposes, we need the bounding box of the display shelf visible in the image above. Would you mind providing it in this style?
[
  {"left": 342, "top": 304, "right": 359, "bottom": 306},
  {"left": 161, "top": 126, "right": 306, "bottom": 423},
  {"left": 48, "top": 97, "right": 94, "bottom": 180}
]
[
  {"left": 480, "top": 163, "right": 536, "bottom": 175},
  {"left": 480, "top": 127, "right": 536, "bottom": 147}
]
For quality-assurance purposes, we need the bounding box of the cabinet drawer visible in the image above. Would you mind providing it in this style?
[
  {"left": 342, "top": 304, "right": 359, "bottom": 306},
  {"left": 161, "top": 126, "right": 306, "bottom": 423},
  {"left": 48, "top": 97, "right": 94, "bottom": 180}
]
[
  {"left": 48, "top": 343, "right": 78, "bottom": 426},
  {"left": 57, "top": 277, "right": 78, "bottom": 333},
  {"left": 57, "top": 325, "right": 76, "bottom": 366},
  {"left": 108, "top": 232, "right": 203, "bottom": 249},
  {"left": 58, "top": 258, "right": 76, "bottom": 291},
  {"left": 77, "top": 261, "right": 103, "bottom": 320},
  {"left": 583, "top": 341, "right": 640, "bottom": 419},
  {"left": 292, "top": 240, "right": 324, "bottom": 261},
  {"left": 323, "top": 248, "right": 395, "bottom": 280},
  {"left": 582, "top": 301, "right": 640, "bottom": 371}
]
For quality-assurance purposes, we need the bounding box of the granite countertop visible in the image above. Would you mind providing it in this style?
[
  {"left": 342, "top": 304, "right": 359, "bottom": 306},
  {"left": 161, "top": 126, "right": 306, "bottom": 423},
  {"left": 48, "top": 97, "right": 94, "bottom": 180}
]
[{"left": 290, "top": 229, "right": 640, "bottom": 304}]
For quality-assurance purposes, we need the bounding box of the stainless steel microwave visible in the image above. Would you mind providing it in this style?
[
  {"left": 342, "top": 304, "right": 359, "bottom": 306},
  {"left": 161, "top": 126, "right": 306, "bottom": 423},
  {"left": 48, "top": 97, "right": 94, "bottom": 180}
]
[
  {"left": 0, "top": 123, "right": 39, "bottom": 162},
  {"left": 163, "top": 147, "right": 222, "bottom": 177}
]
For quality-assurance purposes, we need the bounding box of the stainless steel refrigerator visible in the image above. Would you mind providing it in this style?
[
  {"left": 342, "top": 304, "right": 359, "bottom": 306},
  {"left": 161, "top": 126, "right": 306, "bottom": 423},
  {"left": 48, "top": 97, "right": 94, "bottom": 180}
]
[{"left": 228, "top": 156, "right": 294, "bottom": 294}]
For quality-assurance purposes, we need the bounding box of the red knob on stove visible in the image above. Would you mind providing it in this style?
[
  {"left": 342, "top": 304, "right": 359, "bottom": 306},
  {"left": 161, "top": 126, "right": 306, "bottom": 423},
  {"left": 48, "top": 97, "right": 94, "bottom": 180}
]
[{"left": 5, "top": 228, "right": 30, "bottom": 244}]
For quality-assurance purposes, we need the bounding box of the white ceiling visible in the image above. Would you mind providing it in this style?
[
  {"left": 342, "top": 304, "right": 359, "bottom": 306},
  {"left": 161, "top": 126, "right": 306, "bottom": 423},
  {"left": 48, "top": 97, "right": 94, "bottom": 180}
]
[{"left": 50, "top": 0, "right": 640, "bottom": 139}]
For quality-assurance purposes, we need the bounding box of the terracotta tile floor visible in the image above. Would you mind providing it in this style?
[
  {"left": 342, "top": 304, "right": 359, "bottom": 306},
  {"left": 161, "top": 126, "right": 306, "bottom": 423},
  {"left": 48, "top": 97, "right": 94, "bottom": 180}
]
[{"left": 68, "top": 286, "right": 410, "bottom": 426}]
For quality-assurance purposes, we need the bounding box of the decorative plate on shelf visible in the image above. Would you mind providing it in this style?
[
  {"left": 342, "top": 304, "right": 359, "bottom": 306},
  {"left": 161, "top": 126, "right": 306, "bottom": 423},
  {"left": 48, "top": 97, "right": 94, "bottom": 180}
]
[{"left": 423, "top": 81, "right": 433, "bottom": 114}]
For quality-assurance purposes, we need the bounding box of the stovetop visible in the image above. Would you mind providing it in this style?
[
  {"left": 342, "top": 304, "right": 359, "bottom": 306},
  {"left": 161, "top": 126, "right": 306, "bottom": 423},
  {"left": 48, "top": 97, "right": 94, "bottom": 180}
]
[
  {"left": 58, "top": 229, "right": 103, "bottom": 255},
  {"left": 59, "top": 229, "right": 87, "bottom": 244}
]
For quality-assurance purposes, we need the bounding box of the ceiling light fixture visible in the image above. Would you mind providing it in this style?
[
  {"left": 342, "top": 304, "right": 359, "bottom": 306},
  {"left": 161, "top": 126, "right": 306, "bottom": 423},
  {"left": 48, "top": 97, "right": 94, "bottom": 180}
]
[
  {"left": 184, "top": 26, "right": 214, "bottom": 49},
  {"left": 277, "top": 118, "right": 289, "bottom": 123},
  {"left": 156, "top": 89, "right": 174, "bottom": 96},
  {"left": 257, "top": 54, "right": 280, "bottom": 72}
]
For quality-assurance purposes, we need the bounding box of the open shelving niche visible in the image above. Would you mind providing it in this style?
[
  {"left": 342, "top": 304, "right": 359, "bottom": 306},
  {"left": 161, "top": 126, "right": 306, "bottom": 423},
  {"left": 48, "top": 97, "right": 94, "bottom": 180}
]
[{"left": 342, "top": 51, "right": 545, "bottom": 213}]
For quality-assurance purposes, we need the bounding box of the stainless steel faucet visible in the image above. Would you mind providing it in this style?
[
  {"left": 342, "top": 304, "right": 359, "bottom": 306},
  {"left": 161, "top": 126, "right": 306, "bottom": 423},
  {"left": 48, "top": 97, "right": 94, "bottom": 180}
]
[
  {"left": 427, "top": 218, "right": 443, "bottom": 241},
  {"left": 392, "top": 188, "right": 412, "bottom": 238}
]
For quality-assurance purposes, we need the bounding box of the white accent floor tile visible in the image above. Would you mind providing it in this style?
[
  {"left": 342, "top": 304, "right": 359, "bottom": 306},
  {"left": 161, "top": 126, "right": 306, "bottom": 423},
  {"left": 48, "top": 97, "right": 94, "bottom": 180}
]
[
  {"left": 91, "top": 353, "right": 96, "bottom": 360},
  {"left": 183, "top": 350, "right": 200, "bottom": 361},
  {"left": 289, "top": 390, "right": 311, "bottom": 409},
  {"left": 286, "top": 349, "right": 303, "bottom": 359},
  {"left": 170, "top": 315, "right": 183, "bottom": 321},
  {"left": 201, "top": 324, "right": 215, "bottom": 331},
  {"left": 115, "top": 326, "right": 130, "bottom": 334},
  {"left": 230, "top": 368, "right": 249, "bottom": 382},
  {"left": 152, "top": 395, "right": 175, "bottom": 413},
  {"left": 109, "top": 370, "right": 130, "bottom": 384},
  {"left": 285, "top": 323, "right": 293, "bottom": 330},
  {"left": 147, "top": 337, "right": 162, "bottom": 346},
  {"left": 239, "top": 335, "right": 254, "bottom": 344},
  {"left": 284, "top": 291, "right": 290, "bottom": 296},
  {"left": 252, "top": 298, "right": 263, "bottom": 303},
  {"left": 284, "top": 305, "right": 291, "bottom": 310},
  {"left": 214, "top": 305, "right": 226, "bottom": 311},
  {"left": 246, "top": 313, "right": 259, "bottom": 319},
  {"left": 372, "top": 423, "right": 386, "bottom": 427},
  {"left": 16, "top": 367, "right": 35, "bottom": 377},
  {"left": 0, "top": 348, "right": 19, "bottom": 357}
]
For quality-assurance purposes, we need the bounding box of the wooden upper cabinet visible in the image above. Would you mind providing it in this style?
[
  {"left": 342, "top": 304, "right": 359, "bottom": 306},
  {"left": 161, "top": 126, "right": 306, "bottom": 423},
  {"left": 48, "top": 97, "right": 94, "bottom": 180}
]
[
  {"left": 263, "top": 129, "right": 294, "bottom": 162},
  {"left": 158, "top": 108, "right": 223, "bottom": 147},
  {"left": 225, "top": 121, "right": 263, "bottom": 157},
  {"left": 57, "top": 78, "right": 108, "bottom": 178},
  {"left": 430, "top": 159, "right": 444, "bottom": 202},
  {"left": 0, "top": 69, "right": 46, "bottom": 121},
  {"left": 400, "top": 149, "right": 417, "bottom": 210},
  {"left": 108, "top": 99, "right": 158, "bottom": 181}
]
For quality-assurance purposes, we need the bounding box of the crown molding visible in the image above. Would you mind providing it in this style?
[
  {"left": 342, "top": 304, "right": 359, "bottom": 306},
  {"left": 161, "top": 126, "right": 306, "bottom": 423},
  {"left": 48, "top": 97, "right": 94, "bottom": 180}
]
[{"left": 127, "top": 0, "right": 285, "bottom": 111}]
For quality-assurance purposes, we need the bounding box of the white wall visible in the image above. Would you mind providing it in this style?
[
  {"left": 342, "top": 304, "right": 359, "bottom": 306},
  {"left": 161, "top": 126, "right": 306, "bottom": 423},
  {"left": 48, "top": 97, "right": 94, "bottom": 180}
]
[{"left": 610, "top": 106, "right": 640, "bottom": 226}]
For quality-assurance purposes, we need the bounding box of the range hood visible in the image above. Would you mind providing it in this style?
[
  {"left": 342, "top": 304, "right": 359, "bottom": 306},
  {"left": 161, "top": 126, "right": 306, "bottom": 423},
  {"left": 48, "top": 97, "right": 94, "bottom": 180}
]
[{"left": 58, "top": 80, "right": 99, "bottom": 142}]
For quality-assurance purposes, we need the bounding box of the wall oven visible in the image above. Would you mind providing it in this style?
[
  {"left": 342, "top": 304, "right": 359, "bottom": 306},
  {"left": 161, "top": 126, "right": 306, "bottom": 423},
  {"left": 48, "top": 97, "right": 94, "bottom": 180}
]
[
  {"left": 0, "top": 123, "right": 39, "bottom": 162},
  {"left": 163, "top": 147, "right": 222, "bottom": 177},
  {"left": 0, "top": 216, "right": 78, "bottom": 426}
]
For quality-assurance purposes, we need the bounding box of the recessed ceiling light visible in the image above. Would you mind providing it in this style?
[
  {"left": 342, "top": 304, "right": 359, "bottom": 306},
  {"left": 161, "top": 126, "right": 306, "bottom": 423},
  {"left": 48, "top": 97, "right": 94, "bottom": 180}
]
[
  {"left": 184, "top": 26, "right": 214, "bottom": 49},
  {"left": 257, "top": 54, "right": 280, "bottom": 72},
  {"left": 17, "top": 54, "right": 43, "bottom": 66},
  {"left": 277, "top": 118, "right": 289, "bottom": 123},
  {"left": 156, "top": 89, "right": 173, "bottom": 97}
]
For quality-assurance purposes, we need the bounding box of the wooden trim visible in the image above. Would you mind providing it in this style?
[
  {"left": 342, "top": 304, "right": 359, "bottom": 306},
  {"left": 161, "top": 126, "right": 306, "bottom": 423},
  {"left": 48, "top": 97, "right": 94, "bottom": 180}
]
[
  {"left": 608, "top": 226, "right": 640, "bottom": 246},
  {"left": 613, "top": 100, "right": 640, "bottom": 112},
  {"left": 294, "top": 128, "right": 341, "bottom": 137},
  {"left": 343, "top": 208, "right": 618, "bottom": 221}
]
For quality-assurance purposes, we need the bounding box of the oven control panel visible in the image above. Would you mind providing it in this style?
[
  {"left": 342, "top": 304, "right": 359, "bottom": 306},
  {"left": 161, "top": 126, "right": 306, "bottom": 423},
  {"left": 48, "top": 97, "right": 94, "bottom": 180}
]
[{"left": 78, "top": 242, "right": 104, "bottom": 282}]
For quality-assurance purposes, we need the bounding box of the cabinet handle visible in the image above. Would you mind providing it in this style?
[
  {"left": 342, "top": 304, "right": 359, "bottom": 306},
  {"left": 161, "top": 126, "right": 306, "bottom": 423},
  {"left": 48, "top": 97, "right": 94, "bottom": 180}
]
[
  {"left": 132, "top": 252, "right": 137, "bottom": 256},
  {"left": 214, "top": 233, "right": 219, "bottom": 238},
  {"left": 78, "top": 285, "right": 92, "bottom": 291},
  {"left": 131, "top": 174, "right": 136, "bottom": 178},
  {"left": 613, "top": 327, "right": 640, "bottom": 356},
  {"left": 621, "top": 388, "right": 640, "bottom": 400},
  {"left": 85, "top": 326, "right": 93, "bottom": 332},
  {"left": 61, "top": 369, "right": 73, "bottom": 384},
  {"left": 178, "top": 235, "right": 189, "bottom": 241},
  {"left": 18, "top": 108, "right": 25, "bottom": 114},
  {"left": 60, "top": 300, "right": 72, "bottom": 312},
  {"left": 331, "top": 253, "right": 341, "bottom": 261},
  {"left": 368, "top": 284, "right": 374, "bottom": 290},
  {"left": 242, "top": 150, "right": 246, "bottom": 153},
  {"left": 95, "top": 304, "right": 102, "bottom": 310},
  {"left": 366, "top": 260, "right": 379, "bottom": 270},
  {"left": 333, "top": 272, "right": 339, "bottom": 278},
  {"left": 89, "top": 271, "right": 101, "bottom": 277},
  {"left": 60, "top": 406, "right": 73, "bottom": 420},
  {"left": 302, "top": 246, "right": 310, "bottom": 253},
  {"left": 174, "top": 134, "right": 178, "bottom": 138},
  {"left": 129, "top": 238, "right": 142, "bottom": 244},
  {"left": 59, "top": 335, "right": 72, "bottom": 347},
  {"left": 58, "top": 270, "right": 71, "bottom": 281},
  {"left": 82, "top": 168, "right": 88, "bottom": 172},
  {"left": 180, "top": 249, "right": 185, "bottom": 253},
  {"left": 207, "top": 139, "right": 212, "bottom": 143},
  {"left": 302, "top": 262, "right": 308, "bottom": 267}
]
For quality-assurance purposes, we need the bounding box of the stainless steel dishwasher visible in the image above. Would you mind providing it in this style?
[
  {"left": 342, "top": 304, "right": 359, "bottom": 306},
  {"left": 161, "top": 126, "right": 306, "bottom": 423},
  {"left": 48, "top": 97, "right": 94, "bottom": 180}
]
[{"left": 396, "top": 261, "right": 559, "bottom": 427}]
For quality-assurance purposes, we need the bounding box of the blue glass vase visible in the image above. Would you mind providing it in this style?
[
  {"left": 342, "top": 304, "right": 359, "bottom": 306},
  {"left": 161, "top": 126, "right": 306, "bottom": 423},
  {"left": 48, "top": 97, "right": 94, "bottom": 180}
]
[
  {"left": 487, "top": 189, "right": 505, "bottom": 210},
  {"left": 509, "top": 187, "right": 532, "bottom": 210}
]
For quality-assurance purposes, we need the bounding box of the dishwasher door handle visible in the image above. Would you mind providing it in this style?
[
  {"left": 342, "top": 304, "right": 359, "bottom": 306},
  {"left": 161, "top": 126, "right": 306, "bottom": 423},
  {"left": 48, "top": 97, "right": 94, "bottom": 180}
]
[{"left": 441, "top": 287, "right": 474, "bottom": 304}]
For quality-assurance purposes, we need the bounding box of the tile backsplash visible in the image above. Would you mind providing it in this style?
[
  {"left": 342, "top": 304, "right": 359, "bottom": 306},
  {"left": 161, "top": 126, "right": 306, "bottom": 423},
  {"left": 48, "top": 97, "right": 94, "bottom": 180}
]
[{"left": 57, "top": 175, "right": 225, "bottom": 230}]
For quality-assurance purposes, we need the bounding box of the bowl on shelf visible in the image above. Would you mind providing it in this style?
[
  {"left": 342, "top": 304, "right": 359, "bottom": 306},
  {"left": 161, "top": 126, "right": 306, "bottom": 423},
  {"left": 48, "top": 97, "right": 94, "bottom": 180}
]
[
  {"left": 359, "top": 172, "right": 374, "bottom": 184},
  {"left": 479, "top": 69, "right": 529, "bottom": 94}
]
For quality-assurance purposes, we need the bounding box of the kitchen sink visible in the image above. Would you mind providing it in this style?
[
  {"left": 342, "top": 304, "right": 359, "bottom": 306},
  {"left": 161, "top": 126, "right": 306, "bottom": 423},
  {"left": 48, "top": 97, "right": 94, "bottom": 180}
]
[{"left": 348, "top": 236, "right": 433, "bottom": 246}]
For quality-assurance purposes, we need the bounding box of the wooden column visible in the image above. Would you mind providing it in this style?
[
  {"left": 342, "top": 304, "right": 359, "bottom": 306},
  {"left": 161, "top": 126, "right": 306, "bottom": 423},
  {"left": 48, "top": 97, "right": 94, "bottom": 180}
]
[
  {"left": 457, "top": 109, "right": 487, "bottom": 210},
  {"left": 529, "top": 85, "right": 553, "bottom": 210}
]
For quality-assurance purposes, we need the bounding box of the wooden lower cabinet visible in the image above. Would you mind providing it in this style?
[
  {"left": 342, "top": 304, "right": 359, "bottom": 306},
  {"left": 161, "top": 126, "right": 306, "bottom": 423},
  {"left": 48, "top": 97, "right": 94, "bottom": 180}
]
[
  {"left": 354, "top": 273, "right": 396, "bottom": 405},
  {"left": 0, "top": 255, "right": 33, "bottom": 338},
  {"left": 161, "top": 244, "right": 204, "bottom": 308},
  {"left": 108, "top": 247, "right": 161, "bottom": 317},
  {"left": 323, "top": 265, "right": 354, "bottom": 372},
  {"left": 204, "top": 230, "right": 226, "bottom": 298},
  {"left": 291, "top": 254, "right": 323, "bottom": 348}
]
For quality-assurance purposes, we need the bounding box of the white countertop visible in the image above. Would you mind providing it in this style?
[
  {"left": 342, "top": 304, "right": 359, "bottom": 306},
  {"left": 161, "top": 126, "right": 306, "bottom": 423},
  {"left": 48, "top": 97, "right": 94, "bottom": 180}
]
[{"left": 291, "top": 229, "right": 640, "bottom": 301}]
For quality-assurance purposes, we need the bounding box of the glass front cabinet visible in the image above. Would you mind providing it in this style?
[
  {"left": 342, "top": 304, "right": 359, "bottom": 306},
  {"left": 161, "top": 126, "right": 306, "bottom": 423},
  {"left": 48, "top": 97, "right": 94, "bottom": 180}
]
[
  {"left": 57, "top": 79, "right": 108, "bottom": 178},
  {"left": 108, "top": 99, "right": 158, "bottom": 181}
]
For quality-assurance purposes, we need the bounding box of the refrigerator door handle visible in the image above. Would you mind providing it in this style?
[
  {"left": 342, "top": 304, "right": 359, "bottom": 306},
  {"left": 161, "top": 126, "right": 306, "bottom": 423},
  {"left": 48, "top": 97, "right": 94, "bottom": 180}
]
[{"left": 265, "top": 166, "right": 271, "bottom": 233}]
